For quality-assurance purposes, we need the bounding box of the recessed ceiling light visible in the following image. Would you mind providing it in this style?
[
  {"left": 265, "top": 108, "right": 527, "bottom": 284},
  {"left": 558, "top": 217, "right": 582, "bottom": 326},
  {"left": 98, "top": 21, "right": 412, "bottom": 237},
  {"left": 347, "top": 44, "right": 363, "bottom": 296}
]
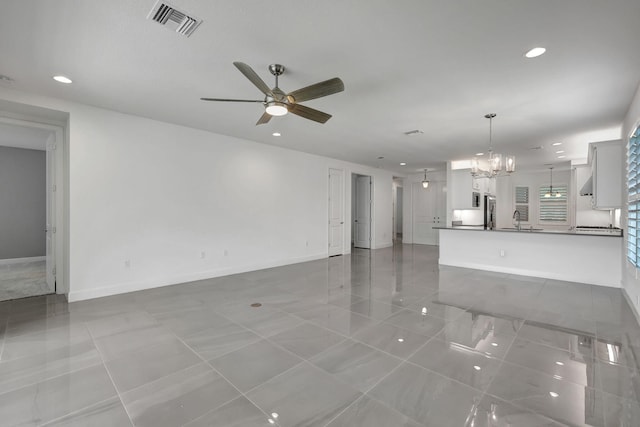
[
  {"left": 491, "top": 342, "right": 498, "bottom": 347},
  {"left": 53, "top": 75, "right": 72, "bottom": 84},
  {"left": 549, "top": 392, "right": 559, "bottom": 398},
  {"left": 557, "top": 155, "right": 566, "bottom": 159},
  {"left": 525, "top": 47, "right": 546, "bottom": 58},
  {"left": 476, "top": 152, "right": 484, "bottom": 156},
  {"left": 272, "top": 132, "right": 281, "bottom": 137},
  {"left": 555, "top": 361, "right": 564, "bottom": 366},
  {"left": 552, "top": 142, "right": 562, "bottom": 146},
  {"left": 473, "top": 365, "right": 482, "bottom": 371},
  {"left": 400, "top": 162, "right": 407, "bottom": 166},
  {"left": 555, "top": 150, "right": 565, "bottom": 154},
  {"left": 398, "top": 338, "right": 404, "bottom": 342}
]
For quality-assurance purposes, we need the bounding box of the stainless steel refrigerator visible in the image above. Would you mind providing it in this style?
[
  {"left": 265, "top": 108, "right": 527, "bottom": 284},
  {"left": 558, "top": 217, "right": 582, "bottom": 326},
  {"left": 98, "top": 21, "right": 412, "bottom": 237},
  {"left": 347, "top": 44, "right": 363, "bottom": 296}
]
[{"left": 484, "top": 195, "right": 496, "bottom": 230}]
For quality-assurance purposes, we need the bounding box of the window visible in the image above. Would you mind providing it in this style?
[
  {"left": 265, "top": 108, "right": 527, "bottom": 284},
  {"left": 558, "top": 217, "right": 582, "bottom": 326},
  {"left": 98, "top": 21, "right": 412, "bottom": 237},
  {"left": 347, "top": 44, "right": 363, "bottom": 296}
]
[
  {"left": 539, "top": 185, "right": 568, "bottom": 222},
  {"left": 514, "top": 186, "right": 529, "bottom": 222},
  {"left": 627, "top": 125, "right": 640, "bottom": 267}
]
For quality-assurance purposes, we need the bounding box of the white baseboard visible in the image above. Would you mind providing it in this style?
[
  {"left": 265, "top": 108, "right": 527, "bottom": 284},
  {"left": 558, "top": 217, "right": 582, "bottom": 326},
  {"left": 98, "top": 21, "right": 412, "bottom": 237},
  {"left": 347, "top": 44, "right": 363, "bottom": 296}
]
[
  {"left": 439, "top": 258, "right": 622, "bottom": 288},
  {"left": 0, "top": 256, "right": 46, "bottom": 266},
  {"left": 68, "top": 253, "right": 328, "bottom": 302},
  {"left": 375, "top": 242, "right": 394, "bottom": 249}
]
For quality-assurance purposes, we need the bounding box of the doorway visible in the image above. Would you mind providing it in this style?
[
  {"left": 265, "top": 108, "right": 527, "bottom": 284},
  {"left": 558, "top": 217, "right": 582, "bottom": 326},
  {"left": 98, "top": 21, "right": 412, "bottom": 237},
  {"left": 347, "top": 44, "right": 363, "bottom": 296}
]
[
  {"left": 352, "top": 173, "right": 372, "bottom": 249},
  {"left": 0, "top": 115, "right": 66, "bottom": 301},
  {"left": 393, "top": 178, "right": 403, "bottom": 242},
  {"left": 328, "top": 168, "right": 345, "bottom": 257}
]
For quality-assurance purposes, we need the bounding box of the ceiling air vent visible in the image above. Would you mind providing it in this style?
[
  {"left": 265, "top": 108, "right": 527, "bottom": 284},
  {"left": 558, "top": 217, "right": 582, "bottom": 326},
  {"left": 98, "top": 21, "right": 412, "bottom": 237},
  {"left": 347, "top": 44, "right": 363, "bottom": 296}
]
[{"left": 147, "top": 1, "right": 202, "bottom": 37}]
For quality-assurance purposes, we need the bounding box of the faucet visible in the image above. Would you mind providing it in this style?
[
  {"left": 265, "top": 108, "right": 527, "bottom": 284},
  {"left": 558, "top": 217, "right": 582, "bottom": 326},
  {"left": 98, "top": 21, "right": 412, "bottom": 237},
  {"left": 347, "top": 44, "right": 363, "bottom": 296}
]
[{"left": 513, "top": 210, "right": 521, "bottom": 231}]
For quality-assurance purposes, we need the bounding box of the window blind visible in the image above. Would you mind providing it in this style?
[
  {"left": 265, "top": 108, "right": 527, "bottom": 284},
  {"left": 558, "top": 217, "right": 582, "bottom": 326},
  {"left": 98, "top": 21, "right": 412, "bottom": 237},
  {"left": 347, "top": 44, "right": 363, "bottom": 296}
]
[
  {"left": 628, "top": 126, "right": 640, "bottom": 266},
  {"left": 514, "top": 186, "right": 529, "bottom": 222},
  {"left": 539, "top": 185, "right": 568, "bottom": 222}
]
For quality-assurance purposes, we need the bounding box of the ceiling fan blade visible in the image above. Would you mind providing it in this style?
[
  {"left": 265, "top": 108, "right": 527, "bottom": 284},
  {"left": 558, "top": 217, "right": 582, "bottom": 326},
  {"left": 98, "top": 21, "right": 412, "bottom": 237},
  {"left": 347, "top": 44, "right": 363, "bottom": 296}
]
[
  {"left": 255, "top": 112, "right": 272, "bottom": 126},
  {"left": 288, "top": 104, "right": 332, "bottom": 124},
  {"left": 233, "top": 62, "right": 274, "bottom": 97},
  {"left": 287, "top": 78, "right": 344, "bottom": 103},
  {"left": 200, "top": 98, "right": 263, "bottom": 102}
]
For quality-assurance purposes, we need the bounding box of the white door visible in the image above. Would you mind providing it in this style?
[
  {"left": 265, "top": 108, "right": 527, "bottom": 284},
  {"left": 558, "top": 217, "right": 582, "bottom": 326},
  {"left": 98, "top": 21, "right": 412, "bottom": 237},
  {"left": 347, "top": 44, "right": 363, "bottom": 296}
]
[
  {"left": 412, "top": 181, "right": 443, "bottom": 245},
  {"left": 354, "top": 175, "right": 371, "bottom": 248},
  {"left": 45, "top": 140, "right": 56, "bottom": 291},
  {"left": 328, "top": 168, "right": 344, "bottom": 256}
]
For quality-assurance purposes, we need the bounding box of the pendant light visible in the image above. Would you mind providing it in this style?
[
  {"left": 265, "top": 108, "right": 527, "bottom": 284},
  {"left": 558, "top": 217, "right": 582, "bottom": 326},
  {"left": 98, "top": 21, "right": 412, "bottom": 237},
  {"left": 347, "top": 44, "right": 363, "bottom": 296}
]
[
  {"left": 422, "top": 169, "right": 429, "bottom": 189},
  {"left": 544, "top": 167, "right": 562, "bottom": 198},
  {"left": 471, "top": 113, "right": 516, "bottom": 177}
]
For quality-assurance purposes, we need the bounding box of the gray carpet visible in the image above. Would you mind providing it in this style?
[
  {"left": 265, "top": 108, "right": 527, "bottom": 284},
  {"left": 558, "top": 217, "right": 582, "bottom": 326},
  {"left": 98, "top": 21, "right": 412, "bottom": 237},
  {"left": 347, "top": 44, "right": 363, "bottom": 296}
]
[{"left": 0, "top": 260, "right": 52, "bottom": 302}]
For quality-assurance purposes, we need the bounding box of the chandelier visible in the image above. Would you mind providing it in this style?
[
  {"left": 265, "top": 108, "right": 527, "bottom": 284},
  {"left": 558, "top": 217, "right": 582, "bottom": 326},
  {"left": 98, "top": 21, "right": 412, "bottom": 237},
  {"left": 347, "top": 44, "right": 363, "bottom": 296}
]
[{"left": 471, "top": 113, "right": 515, "bottom": 178}]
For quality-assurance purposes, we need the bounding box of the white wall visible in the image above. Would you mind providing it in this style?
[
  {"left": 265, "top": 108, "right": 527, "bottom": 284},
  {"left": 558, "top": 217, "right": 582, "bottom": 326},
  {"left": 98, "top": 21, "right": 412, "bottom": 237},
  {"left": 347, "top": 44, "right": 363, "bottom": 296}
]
[
  {"left": 622, "top": 83, "right": 640, "bottom": 318},
  {"left": 0, "top": 146, "right": 46, "bottom": 258},
  {"left": 0, "top": 87, "right": 394, "bottom": 302}
]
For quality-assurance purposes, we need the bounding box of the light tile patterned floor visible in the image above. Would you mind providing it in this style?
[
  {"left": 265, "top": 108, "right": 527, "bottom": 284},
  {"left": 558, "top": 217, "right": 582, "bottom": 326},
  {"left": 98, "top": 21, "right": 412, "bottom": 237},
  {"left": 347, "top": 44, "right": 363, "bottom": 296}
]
[{"left": 0, "top": 244, "right": 638, "bottom": 426}]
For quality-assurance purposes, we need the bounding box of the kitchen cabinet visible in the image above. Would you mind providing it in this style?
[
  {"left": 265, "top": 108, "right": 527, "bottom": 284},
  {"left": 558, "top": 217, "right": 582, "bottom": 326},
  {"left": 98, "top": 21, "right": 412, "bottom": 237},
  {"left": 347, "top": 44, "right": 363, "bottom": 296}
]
[
  {"left": 451, "top": 170, "right": 480, "bottom": 209},
  {"left": 589, "top": 140, "right": 622, "bottom": 209},
  {"left": 412, "top": 180, "right": 445, "bottom": 245}
]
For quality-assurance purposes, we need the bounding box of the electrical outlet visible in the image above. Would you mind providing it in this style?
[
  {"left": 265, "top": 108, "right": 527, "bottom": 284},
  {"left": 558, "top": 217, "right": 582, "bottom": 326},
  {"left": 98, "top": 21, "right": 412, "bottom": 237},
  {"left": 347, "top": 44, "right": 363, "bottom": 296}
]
[
  {"left": 124, "top": 260, "right": 131, "bottom": 268},
  {"left": 200, "top": 251, "right": 206, "bottom": 259},
  {"left": 499, "top": 250, "right": 505, "bottom": 257}
]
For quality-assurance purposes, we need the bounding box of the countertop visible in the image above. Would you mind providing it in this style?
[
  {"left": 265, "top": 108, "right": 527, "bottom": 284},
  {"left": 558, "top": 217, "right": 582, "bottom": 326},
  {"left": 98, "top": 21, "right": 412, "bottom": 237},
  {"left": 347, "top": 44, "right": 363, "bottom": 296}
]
[{"left": 436, "top": 226, "right": 623, "bottom": 237}]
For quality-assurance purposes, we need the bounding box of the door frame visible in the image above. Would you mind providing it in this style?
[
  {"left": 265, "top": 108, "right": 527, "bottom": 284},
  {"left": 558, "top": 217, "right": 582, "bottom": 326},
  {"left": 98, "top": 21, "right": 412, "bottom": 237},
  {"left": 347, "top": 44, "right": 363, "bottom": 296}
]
[
  {"left": 352, "top": 173, "right": 373, "bottom": 249},
  {"left": 0, "top": 116, "right": 67, "bottom": 296},
  {"left": 328, "top": 167, "right": 345, "bottom": 257}
]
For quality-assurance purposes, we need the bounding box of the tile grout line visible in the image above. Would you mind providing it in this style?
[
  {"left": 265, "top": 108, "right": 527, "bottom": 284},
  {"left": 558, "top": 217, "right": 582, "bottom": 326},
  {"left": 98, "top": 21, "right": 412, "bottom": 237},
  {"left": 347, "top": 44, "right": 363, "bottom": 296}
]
[
  {"left": 0, "top": 350, "right": 105, "bottom": 398},
  {"left": 84, "top": 322, "right": 136, "bottom": 427},
  {"left": 0, "top": 314, "right": 9, "bottom": 361},
  {"left": 164, "top": 315, "right": 287, "bottom": 427},
  {"left": 38, "top": 395, "right": 123, "bottom": 427}
]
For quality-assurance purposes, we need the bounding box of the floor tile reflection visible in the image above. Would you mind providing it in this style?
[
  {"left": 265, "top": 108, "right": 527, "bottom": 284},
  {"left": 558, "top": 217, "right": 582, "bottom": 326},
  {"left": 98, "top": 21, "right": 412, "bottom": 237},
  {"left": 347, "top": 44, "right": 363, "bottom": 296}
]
[{"left": 0, "top": 243, "right": 637, "bottom": 426}]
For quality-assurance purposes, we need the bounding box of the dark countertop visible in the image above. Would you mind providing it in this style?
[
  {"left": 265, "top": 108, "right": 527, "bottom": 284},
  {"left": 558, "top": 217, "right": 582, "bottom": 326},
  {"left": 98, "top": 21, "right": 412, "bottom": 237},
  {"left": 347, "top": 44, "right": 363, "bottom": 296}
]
[{"left": 436, "top": 226, "right": 623, "bottom": 238}]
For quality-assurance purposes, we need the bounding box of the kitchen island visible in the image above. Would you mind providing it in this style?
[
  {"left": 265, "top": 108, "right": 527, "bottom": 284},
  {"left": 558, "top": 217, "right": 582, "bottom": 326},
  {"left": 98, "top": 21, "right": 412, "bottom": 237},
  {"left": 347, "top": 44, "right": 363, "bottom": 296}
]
[{"left": 437, "top": 227, "right": 622, "bottom": 287}]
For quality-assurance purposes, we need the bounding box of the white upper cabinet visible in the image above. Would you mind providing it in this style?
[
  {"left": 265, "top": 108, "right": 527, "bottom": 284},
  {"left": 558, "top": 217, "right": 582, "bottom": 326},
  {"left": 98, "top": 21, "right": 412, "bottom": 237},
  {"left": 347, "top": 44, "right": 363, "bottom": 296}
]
[
  {"left": 589, "top": 140, "right": 622, "bottom": 209},
  {"left": 451, "top": 170, "right": 479, "bottom": 209}
]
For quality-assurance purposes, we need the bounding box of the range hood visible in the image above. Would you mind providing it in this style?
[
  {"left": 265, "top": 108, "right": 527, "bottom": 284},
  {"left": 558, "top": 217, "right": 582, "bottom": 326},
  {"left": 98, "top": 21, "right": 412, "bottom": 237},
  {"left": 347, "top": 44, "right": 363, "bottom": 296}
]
[{"left": 580, "top": 175, "right": 593, "bottom": 196}]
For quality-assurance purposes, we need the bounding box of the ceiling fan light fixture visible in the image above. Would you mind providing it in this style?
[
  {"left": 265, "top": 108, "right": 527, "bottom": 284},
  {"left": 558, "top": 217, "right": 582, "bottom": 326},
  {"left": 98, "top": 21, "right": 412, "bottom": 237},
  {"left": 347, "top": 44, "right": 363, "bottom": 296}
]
[{"left": 265, "top": 101, "right": 288, "bottom": 116}]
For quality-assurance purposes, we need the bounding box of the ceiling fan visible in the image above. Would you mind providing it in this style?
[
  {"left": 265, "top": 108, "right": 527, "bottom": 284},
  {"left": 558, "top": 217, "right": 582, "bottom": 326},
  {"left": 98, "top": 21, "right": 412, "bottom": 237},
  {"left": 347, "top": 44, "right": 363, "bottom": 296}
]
[{"left": 201, "top": 62, "right": 344, "bottom": 125}]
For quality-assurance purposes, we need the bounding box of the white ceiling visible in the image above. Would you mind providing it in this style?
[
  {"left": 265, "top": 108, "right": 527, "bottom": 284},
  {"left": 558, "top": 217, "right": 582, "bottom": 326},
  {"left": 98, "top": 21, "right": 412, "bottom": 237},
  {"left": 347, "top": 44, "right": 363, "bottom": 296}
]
[
  {"left": 0, "top": 0, "right": 638, "bottom": 173},
  {"left": 0, "top": 122, "right": 51, "bottom": 151}
]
